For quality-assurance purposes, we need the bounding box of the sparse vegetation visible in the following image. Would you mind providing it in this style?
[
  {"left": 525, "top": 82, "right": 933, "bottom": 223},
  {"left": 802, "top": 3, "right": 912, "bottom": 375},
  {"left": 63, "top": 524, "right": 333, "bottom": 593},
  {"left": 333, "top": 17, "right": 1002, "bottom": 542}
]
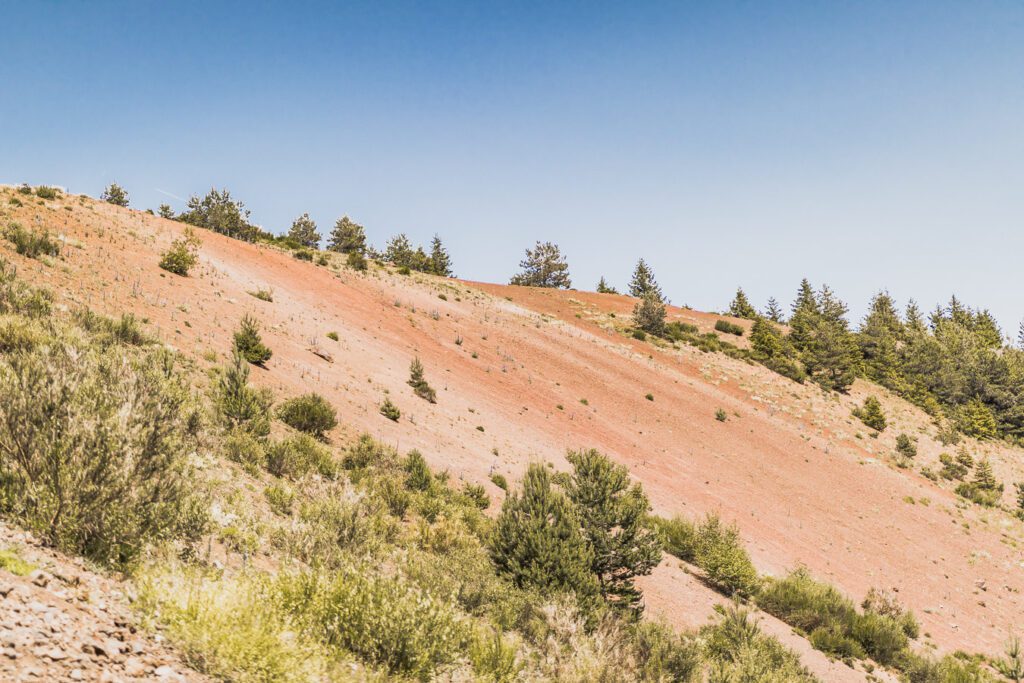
[
  {"left": 380, "top": 397, "right": 401, "bottom": 421},
  {"left": 408, "top": 356, "right": 437, "bottom": 403},
  {"left": 158, "top": 227, "right": 201, "bottom": 276},
  {"left": 3, "top": 222, "right": 61, "bottom": 259}
]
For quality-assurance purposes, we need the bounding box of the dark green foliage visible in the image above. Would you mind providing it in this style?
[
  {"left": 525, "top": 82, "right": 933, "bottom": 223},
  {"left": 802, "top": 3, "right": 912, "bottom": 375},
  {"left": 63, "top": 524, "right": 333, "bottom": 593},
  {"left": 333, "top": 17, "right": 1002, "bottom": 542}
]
[
  {"left": 1016, "top": 482, "right": 1024, "bottom": 516},
  {"left": 715, "top": 408, "right": 727, "bottom": 422},
  {"left": 4, "top": 222, "right": 61, "bottom": 259},
  {"left": 714, "top": 319, "right": 744, "bottom": 336},
  {"left": 462, "top": 482, "right": 489, "bottom": 510},
  {"left": 956, "top": 458, "right": 1003, "bottom": 507},
  {"left": 158, "top": 204, "right": 175, "bottom": 219},
  {"left": 632, "top": 292, "right": 666, "bottom": 336},
  {"left": 651, "top": 515, "right": 696, "bottom": 562},
  {"left": 380, "top": 397, "right": 401, "bottom": 421},
  {"left": 293, "top": 249, "right": 313, "bottom": 261},
  {"left": 277, "top": 393, "right": 338, "bottom": 438},
  {"left": 749, "top": 317, "right": 806, "bottom": 383},
  {"left": 596, "top": 276, "right": 618, "bottom": 294},
  {"left": 346, "top": 250, "right": 368, "bottom": 271},
  {"left": 327, "top": 215, "right": 367, "bottom": 254},
  {"left": 701, "top": 606, "right": 817, "bottom": 682},
  {"left": 957, "top": 399, "right": 998, "bottom": 439},
  {"left": 630, "top": 621, "right": 701, "bottom": 682},
  {"left": 489, "top": 473, "right": 508, "bottom": 491},
  {"left": 287, "top": 213, "right": 321, "bottom": 249},
  {"left": 16, "top": 184, "right": 32, "bottom": 195},
  {"left": 564, "top": 449, "right": 662, "bottom": 614},
  {"left": 233, "top": 314, "right": 272, "bottom": 365},
  {"left": 0, "top": 337, "right": 205, "bottom": 566},
  {"left": 728, "top": 288, "right": 757, "bottom": 319},
  {"left": 628, "top": 258, "right": 663, "bottom": 301},
  {"left": 429, "top": 234, "right": 453, "bottom": 276},
  {"left": 490, "top": 464, "right": 598, "bottom": 600},
  {"left": 789, "top": 282, "right": 858, "bottom": 392},
  {"left": 158, "top": 228, "right": 201, "bottom": 276},
  {"left": 632, "top": 329, "right": 647, "bottom": 341},
  {"left": 939, "top": 448, "right": 973, "bottom": 480},
  {"left": 763, "top": 296, "right": 784, "bottom": 323},
  {"left": 34, "top": 186, "right": 59, "bottom": 200},
  {"left": 509, "top": 241, "right": 571, "bottom": 289},
  {"left": 895, "top": 433, "right": 917, "bottom": 459},
  {"left": 101, "top": 182, "right": 129, "bottom": 207},
  {"left": 213, "top": 351, "right": 273, "bottom": 438},
  {"left": 408, "top": 356, "right": 437, "bottom": 403},
  {"left": 853, "top": 396, "right": 887, "bottom": 431},
  {"left": 178, "top": 188, "right": 261, "bottom": 242}
]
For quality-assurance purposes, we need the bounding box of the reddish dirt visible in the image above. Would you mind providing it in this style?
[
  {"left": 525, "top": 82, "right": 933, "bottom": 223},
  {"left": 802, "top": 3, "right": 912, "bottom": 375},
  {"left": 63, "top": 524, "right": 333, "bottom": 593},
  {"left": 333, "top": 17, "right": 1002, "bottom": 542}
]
[{"left": 4, "top": 189, "right": 1024, "bottom": 672}]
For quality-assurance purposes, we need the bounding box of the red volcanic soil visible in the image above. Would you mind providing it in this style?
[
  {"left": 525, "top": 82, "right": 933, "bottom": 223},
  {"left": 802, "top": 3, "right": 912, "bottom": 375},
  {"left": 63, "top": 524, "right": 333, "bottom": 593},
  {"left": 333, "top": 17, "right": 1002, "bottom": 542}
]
[{"left": 5, "top": 189, "right": 1024, "bottom": 674}]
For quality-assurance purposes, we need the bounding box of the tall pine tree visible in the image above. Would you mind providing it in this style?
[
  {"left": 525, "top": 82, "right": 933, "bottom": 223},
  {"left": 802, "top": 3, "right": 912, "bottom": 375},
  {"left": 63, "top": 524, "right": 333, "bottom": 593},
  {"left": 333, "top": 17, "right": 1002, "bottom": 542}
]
[
  {"left": 327, "top": 216, "right": 366, "bottom": 254},
  {"left": 287, "top": 213, "right": 321, "bottom": 249},
  {"left": 728, "top": 287, "right": 757, "bottom": 319},
  {"left": 429, "top": 234, "right": 453, "bottom": 276},
  {"left": 628, "top": 259, "right": 663, "bottom": 301}
]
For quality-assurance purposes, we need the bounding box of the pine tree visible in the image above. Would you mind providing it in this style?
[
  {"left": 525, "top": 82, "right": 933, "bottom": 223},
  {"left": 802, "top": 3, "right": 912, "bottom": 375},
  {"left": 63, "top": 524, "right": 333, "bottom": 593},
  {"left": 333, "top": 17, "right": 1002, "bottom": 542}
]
[
  {"left": 178, "top": 188, "right": 259, "bottom": 242},
  {"left": 596, "top": 277, "right": 618, "bottom": 294},
  {"left": 1018, "top": 321, "right": 1024, "bottom": 349},
  {"left": 749, "top": 317, "right": 806, "bottom": 384},
  {"left": 158, "top": 204, "right": 175, "bottom": 219},
  {"left": 327, "top": 216, "right": 366, "bottom": 254},
  {"left": 790, "top": 282, "right": 858, "bottom": 392},
  {"left": 429, "top": 234, "right": 453, "bottom": 276},
  {"left": 728, "top": 288, "right": 757, "bottom": 319},
  {"left": 101, "top": 182, "right": 129, "bottom": 207},
  {"left": 509, "top": 241, "right": 571, "bottom": 289},
  {"left": 628, "top": 259, "right": 663, "bottom": 301},
  {"left": 859, "top": 292, "right": 904, "bottom": 389},
  {"left": 853, "top": 396, "right": 887, "bottom": 431},
  {"left": 959, "top": 399, "right": 998, "bottom": 439},
  {"left": 233, "top": 314, "right": 273, "bottom": 365},
  {"left": 408, "top": 357, "right": 436, "bottom": 403},
  {"left": 972, "top": 458, "right": 1000, "bottom": 493},
  {"left": 384, "top": 233, "right": 415, "bottom": 268},
  {"left": 564, "top": 449, "right": 661, "bottom": 615},
  {"left": 764, "top": 297, "right": 784, "bottom": 323},
  {"left": 287, "top": 213, "right": 321, "bottom": 249},
  {"left": 213, "top": 350, "right": 273, "bottom": 437},
  {"left": 633, "top": 292, "right": 666, "bottom": 336},
  {"left": 490, "top": 464, "right": 598, "bottom": 600},
  {"left": 1015, "top": 482, "right": 1024, "bottom": 513}
]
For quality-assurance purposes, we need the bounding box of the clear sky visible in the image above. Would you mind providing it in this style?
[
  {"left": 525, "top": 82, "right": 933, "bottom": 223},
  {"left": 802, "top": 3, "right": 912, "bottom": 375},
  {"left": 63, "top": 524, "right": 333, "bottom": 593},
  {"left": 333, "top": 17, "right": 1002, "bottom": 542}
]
[{"left": 2, "top": 1, "right": 1022, "bottom": 334}]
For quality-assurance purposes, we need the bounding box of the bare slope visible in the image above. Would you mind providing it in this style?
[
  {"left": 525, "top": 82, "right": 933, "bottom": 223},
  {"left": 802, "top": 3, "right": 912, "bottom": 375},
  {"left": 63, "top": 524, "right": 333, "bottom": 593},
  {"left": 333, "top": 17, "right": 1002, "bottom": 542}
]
[{"left": 6, "top": 190, "right": 1024, "bottom": 664}]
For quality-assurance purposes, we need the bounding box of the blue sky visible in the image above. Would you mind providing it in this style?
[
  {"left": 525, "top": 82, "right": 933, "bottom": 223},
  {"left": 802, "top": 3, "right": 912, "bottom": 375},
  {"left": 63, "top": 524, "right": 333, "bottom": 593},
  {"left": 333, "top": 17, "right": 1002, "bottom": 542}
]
[{"left": 2, "top": 1, "right": 1022, "bottom": 333}]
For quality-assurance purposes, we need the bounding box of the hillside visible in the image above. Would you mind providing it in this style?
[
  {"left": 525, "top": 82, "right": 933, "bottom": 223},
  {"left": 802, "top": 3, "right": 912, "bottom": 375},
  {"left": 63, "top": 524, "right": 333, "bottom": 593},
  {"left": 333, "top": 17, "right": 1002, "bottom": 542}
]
[{"left": 2, "top": 185, "right": 1023, "bottom": 680}]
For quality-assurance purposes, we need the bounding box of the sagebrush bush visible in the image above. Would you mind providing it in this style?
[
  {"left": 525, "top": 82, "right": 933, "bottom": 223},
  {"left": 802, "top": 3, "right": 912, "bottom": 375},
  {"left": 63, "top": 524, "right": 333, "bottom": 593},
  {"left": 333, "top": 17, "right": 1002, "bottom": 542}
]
[
  {"left": 277, "top": 567, "right": 466, "bottom": 679},
  {"left": 266, "top": 434, "right": 337, "bottom": 479},
  {"left": 278, "top": 393, "right": 338, "bottom": 438},
  {"left": 3, "top": 222, "right": 61, "bottom": 259},
  {"left": 0, "top": 338, "right": 206, "bottom": 566}
]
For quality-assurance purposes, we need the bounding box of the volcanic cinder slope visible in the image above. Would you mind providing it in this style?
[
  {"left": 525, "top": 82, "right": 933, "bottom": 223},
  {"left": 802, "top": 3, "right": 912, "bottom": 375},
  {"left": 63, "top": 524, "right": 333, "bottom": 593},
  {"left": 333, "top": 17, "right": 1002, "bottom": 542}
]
[{"left": 5, "top": 189, "right": 1024, "bottom": 675}]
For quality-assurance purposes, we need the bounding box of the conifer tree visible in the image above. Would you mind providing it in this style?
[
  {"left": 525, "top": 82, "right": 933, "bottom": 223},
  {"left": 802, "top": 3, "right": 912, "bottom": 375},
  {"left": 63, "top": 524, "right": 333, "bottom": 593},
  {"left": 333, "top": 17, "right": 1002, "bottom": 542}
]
[
  {"left": 749, "top": 317, "right": 806, "bottom": 383},
  {"left": 789, "top": 282, "right": 858, "bottom": 392},
  {"left": 214, "top": 350, "right": 273, "bottom": 437},
  {"left": 233, "top": 314, "right": 273, "bottom": 365},
  {"left": 158, "top": 204, "right": 175, "bottom": 219},
  {"left": 972, "top": 458, "right": 1000, "bottom": 493},
  {"left": 287, "top": 213, "right": 321, "bottom": 249},
  {"left": 728, "top": 288, "right": 757, "bottom": 319},
  {"left": 564, "top": 449, "right": 661, "bottom": 615},
  {"left": 384, "top": 233, "right": 415, "bottom": 268},
  {"left": 490, "top": 464, "right": 598, "bottom": 600},
  {"left": 853, "top": 396, "right": 887, "bottom": 431},
  {"left": 101, "top": 182, "right": 129, "bottom": 207},
  {"left": 628, "top": 259, "right": 663, "bottom": 301},
  {"left": 764, "top": 297, "right": 784, "bottom": 323},
  {"left": 178, "top": 188, "right": 259, "bottom": 242},
  {"left": 859, "top": 292, "right": 904, "bottom": 389},
  {"left": 509, "top": 241, "right": 571, "bottom": 289},
  {"left": 327, "top": 216, "right": 367, "bottom": 254},
  {"left": 429, "top": 234, "right": 453, "bottom": 276},
  {"left": 596, "top": 276, "right": 618, "bottom": 294},
  {"left": 1018, "top": 321, "right": 1024, "bottom": 349},
  {"left": 408, "top": 357, "right": 436, "bottom": 403},
  {"left": 633, "top": 292, "right": 666, "bottom": 337}
]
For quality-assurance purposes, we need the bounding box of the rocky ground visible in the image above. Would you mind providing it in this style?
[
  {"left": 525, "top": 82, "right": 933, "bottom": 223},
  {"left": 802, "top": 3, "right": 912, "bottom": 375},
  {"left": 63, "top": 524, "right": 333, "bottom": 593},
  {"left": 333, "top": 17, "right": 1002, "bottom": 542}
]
[{"left": 0, "top": 523, "right": 205, "bottom": 683}]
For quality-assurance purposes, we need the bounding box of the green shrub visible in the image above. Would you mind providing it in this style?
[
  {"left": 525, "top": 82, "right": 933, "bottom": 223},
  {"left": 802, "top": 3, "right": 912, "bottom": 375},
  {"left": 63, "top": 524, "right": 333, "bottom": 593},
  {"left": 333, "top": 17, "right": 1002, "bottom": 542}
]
[
  {"left": 233, "top": 314, "right": 272, "bottom": 365},
  {"left": 468, "top": 628, "right": 523, "bottom": 682},
  {"left": 266, "top": 434, "right": 336, "bottom": 479},
  {"left": 715, "top": 408, "right": 728, "bottom": 422},
  {"left": 346, "top": 250, "right": 368, "bottom": 271},
  {"left": 633, "top": 293, "right": 666, "bottom": 336},
  {"left": 630, "top": 621, "right": 700, "bottom": 682},
  {"left": 222, "top": 429, "right": 267, "bottom": 470},
  {"left": 404, "top": 450, "right": 433, "bottom": 492},
  {"left": 849, "top": 611, "right": 908, "bottom": 665},
  {"left": 895, "top": 433, "right": 917, "bottom": 459},
  {"left": 16, "top": 184, "right": 32, "bottom": 195},
  {"left": 100, "top": 183, "right": 128, "bottom": 206},
  {"left": 632, "top": 329, "right": 647, "bottom": 341},
  {"left": 158, "top": 228, "right": 201, "bottom": 276},
  {"left": 277, "top": 567, "right": 466, "bottom": 679},
  {"left": 326, "top": 331, "right": 338, "bottom": 341},
  {"left": 212, "top": 351, "right": 273, "bottom": 437},
  {"left": 278, "top": 393, "right": 338, "bottom": 438},
  {"left": 293, "top": 249, "right": 314, "bottom": 261},
  {"left": 701, "top": 606, "right": 817, "bottom": 682},
  {"left": 0, "top": 339, "right": 206, "bottom": 566},
  {"left": 853, "top": 396, "right": 887, "bottom": 431},
  {"left": 264, "top": 484, "right": 295, "bottom": 516},
  {"left": 808, "top": 626, "right": 865, "bottom": 661},
  {"left": 248, "top": 288, "right": 273, "bottom": 302},
  {"left": 3, "top": 222, "right": 61, "bottom": 259},
  {"left": 489, "top": 473, "right": 508, "bottom": 491},
  {"left": 380, "top": 397, "right": 401, "bottom": 421},
  {"left": 463, "top": 483, "right": 490, "bottom": 510},
  {"left": 34, "top": 186, "right": 59, "bottom": 200},
  {"left": 0, "top": 260, "right": 52, "bottom": 318},
  {"left": 73, "top": 310, "right": 151, "bottom": 346},
  {"left": 408, "top": 357, "right": 437, "bottom": 403},
  {"left": 342, "top": 434, "right": 397, "bottom": 471},
  {"left": 714, "top": 319, "right": 744, "bottom": 336},
  {"left": 693, "top": 515, "right": 759, "bottom": 596},
  {"left": 758, "top": 568, "right": 857, "bottom": 635},
  {"left": 652, "top": 515, "right": 697, "bottom": 562}
]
